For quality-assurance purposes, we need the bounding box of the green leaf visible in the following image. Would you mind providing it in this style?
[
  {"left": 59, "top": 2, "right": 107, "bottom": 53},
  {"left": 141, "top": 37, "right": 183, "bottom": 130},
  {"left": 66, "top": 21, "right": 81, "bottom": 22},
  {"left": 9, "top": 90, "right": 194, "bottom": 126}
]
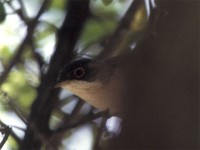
[
  {"left": 2, "top": 69, "right": 36, "bottom": 111},
  {"left": 80, "top": 19, "right": 117, "bottom": 48},
  {"left": 102, "top": 0, "right": 113, "bottom": 6},
  {"left": 0, "top": 1, "right": 6, "bottom": 23},
  {"left": 51, "top": 0, "right": 65, "bottom": 9},
  {"left": 0, "top": 46, "right": 12, "bottom": 64}
]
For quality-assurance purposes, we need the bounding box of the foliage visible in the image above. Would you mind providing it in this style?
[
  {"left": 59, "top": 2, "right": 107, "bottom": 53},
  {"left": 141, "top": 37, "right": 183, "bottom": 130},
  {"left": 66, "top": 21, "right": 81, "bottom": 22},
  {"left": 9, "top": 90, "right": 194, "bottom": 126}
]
[
  {"left": 0, "top": 1, "right": 6, "bottom": 23},
  {"left": 0, "top": 0, "right": 149, "bottom": 149}
]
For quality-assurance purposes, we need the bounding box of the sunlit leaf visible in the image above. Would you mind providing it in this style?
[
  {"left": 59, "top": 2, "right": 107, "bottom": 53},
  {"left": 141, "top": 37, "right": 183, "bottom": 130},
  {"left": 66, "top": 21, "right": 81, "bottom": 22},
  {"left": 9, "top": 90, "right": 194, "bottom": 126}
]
[
  {"left": 2, "top": 70, "right": 36, "bottom": 111},
  {"left": 51, "top": 0, "right": 65, "bottom": 9},
  {"left": 80, "top": 19, "right": 117, "bottom": 48},
  {"left": 90, "top": 0, "right": 119, "bottom": 19},
  {"left": 0, "top": 46, "right": 12, "bottom": 64}
]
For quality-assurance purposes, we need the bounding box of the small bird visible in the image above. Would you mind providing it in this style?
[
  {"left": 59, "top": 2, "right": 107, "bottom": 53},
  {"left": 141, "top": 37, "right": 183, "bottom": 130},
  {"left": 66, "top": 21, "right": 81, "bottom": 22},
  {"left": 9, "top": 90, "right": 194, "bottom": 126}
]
[
  {"left": 54, "top": 57, "right": 127, "bottom": 116},
  {"left": 54, "top": 49, "right": 198, "bottom": 148},
  {"left": 53, "top": 1, "right": 198, "bottom": 148}
]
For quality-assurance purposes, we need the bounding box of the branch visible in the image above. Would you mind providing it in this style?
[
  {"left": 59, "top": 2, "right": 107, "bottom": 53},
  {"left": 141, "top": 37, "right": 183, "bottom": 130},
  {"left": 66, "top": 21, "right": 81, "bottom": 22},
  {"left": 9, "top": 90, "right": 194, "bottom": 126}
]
[
  {"left": 0, "top": 124, "right": 11, "bottom": 149},
  {"left": 54, "top": 98, "right": 90, "bottom": 131},
  {"left": 53, "top": 111, "right": 108, "bottom": 133},
  {"left": 17, "top": 0, "right": 28, "bottom": 20},
  {"left": 0, "top": 0, "right": 51, "bottom": 85},
  {"left": 20, "top": 0, "right": 90, "bottom": 149},
  {"left": 0, "top": 35, "right": 29, "bottom": 85},
  {"left": 0, "top": 120, "right": 21, "bottom": 147},
  {"left": 5, "top": 0, "right": 27, "bottom": 22},
  {"left": 98, "top": 0, "right": 145, "bottom": 59},
  {"left": 93, "top": 111, "right": 109, "bottom": 149},
  {"left": 32, "top": 0, "right": 51, "bottom": 23}
]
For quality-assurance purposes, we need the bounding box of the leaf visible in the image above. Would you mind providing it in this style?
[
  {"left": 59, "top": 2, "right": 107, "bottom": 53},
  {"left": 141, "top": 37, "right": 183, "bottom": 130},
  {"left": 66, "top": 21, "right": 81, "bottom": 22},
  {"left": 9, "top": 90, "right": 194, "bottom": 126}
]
[
  {"left": 102, "top": 0, "right": 113, "bottom": 6},
  {"left": 51, "top": 0, "right": 65, "bottom": 9},
  {"left": 0, "top": 1, "right": 6, "bottom": 23}
]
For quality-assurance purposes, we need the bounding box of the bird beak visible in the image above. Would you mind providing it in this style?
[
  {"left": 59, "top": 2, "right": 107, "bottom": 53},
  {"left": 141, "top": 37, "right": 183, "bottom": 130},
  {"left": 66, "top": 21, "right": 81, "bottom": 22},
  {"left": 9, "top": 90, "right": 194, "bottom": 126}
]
[
  {"left": 53, "top": 80, "right": 70, "bottom": 88},
  {"left": 52, "top": 80, "right": 63, "bottom": 88},
  {"left": 54, "top": 83, "right": 60, "bottom": 88}
]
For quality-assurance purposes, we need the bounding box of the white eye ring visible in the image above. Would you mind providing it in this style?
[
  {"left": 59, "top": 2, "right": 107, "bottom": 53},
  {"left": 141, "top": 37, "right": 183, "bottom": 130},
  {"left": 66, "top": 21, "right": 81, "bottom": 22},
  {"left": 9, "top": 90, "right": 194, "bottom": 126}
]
[{"left": 73, "top": 67, "right": 85, "bottom": 79}]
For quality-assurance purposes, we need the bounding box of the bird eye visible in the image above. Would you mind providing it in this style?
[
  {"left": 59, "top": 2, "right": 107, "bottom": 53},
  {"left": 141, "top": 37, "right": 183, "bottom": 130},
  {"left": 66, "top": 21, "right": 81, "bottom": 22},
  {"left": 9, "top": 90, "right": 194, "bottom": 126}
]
[{"left": 73, "top": 67, "right": 85, "bottom": 79}]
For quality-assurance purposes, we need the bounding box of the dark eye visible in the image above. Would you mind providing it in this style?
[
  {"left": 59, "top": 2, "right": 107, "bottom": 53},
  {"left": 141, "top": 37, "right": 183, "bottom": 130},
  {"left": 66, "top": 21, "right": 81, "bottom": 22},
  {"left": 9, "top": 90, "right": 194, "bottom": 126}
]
[{"left": 73, "top": 67, "right": 85, "bottom": 79}]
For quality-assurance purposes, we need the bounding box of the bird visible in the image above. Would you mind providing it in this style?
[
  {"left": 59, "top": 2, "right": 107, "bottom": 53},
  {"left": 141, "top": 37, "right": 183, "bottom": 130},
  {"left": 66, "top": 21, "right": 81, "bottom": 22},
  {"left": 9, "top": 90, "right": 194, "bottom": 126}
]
[
  {"left": 54, "top": 57, "right": 129, "bottom": 116},
  {"left": 54, "top": 49, "right": 198, "bottom": 149},
  {"left": 53, "top": 0, "right": 198, "bottom": 148}
]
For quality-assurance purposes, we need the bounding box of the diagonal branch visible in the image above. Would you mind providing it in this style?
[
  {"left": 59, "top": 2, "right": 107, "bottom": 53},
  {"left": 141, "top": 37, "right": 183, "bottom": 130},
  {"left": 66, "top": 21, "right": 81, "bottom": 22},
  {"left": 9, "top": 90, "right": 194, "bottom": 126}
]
[
  {"left": 0, "top": 120, "right": 21, "bottom": 147},
  {"left": 53, "top": 111, "right": 108, "bottom": 133},
  {"left": 0, "top": 0, "right": 51, "bottom": 85},
  {"left": 20, "top": 0, "right": 90, "bottom": 149},
  {"left": 0, "top": 35, "right": 29, "bottom": 85},
  {"left": 98, "top": 0, "right": 145, "bottom": 59}
]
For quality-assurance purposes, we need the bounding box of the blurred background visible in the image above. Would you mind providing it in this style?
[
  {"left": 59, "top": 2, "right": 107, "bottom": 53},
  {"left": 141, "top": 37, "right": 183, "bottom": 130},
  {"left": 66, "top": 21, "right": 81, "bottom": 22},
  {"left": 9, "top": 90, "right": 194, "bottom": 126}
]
[{"left": 0, "top": 0, "right": 151, "bottom": 149}]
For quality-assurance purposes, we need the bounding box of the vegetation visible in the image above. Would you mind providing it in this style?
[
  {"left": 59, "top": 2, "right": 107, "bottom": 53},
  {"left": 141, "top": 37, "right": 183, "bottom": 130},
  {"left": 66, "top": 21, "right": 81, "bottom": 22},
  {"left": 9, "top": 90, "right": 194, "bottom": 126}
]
[{"left": 0, "top": 0, "right": 198, "bottom": 149}]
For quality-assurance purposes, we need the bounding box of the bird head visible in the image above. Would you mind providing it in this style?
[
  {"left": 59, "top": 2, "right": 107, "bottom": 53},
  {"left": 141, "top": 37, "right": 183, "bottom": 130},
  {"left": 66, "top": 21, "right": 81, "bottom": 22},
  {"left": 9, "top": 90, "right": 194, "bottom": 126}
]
[
  {"left": 54, "top": 58, "right": 122, "bottom": 114},
  {"left": 54, "top": 59, "right": 105, "bottom": 89}
]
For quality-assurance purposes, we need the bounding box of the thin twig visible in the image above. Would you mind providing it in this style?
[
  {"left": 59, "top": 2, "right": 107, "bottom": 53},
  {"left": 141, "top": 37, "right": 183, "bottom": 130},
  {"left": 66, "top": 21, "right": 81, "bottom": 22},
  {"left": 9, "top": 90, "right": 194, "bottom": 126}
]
[
  {"left": 8, "top": 99, "right": 28, "bottom": 125},
  {"left": 0, "top": 36, "right": 28, "bottom": 85},
  {"left": 54, "top": 111, "right": 107, "bottom": 133},
  {"left": 29, "top": 38, "right": 45, "bottom": 74},
  {"left": 33, "top": 0, "right": 51, "bottom": 23},
  {"left": 0, "top": 125, "right": 11, "bottom": 149},
  {"left": 70, "top": 98, "right": 85, "bottom": 117},
  {"left": 0, "top": 0, "right": 51, "bottom": 85},
  {"left": 55, "top": 98, "right": 85, "bottom": 129},
  {"left": 0, "top": 120, "right": 21, "bottom": 145},
  {"left": 4, "top": 0, "right": 27, "bottom": 22},
  {"left": 98, "top": 0, "right": 144, "bottom": 59},
  {"left": 93, "top": 110, "right": 109, "bottom": 149},
  {"left": 0, "top": 89, "right": 27, "bottom": 124},
  {"left": 17, "top": 0, "right": 28, "bottom": 19}
]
